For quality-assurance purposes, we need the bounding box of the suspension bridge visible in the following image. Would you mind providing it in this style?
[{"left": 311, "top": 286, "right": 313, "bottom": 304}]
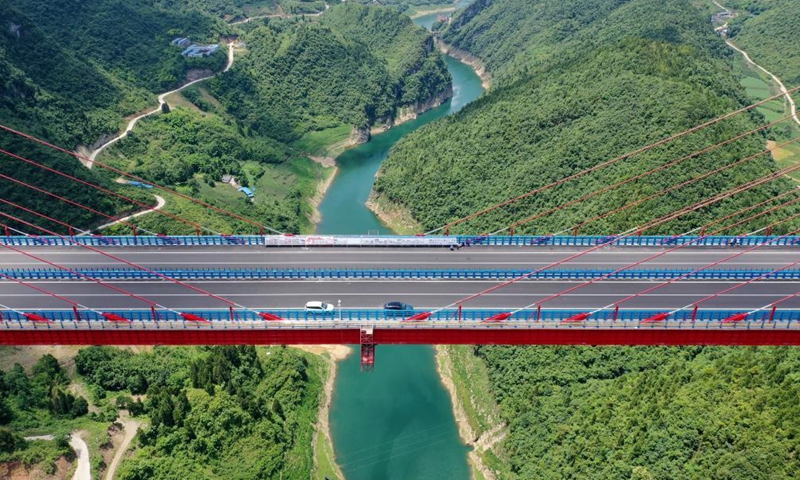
[{"left": 2, "top": 89, "right": 800, "bottom": 370}]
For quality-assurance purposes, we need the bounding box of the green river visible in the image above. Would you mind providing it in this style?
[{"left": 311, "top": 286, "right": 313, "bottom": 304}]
[{"left": 320, "top": 10, "right": 485, "bottom": 480}]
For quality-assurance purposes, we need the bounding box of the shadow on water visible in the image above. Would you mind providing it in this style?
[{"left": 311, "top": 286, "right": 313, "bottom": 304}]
[{"left": 321, "top": 11, "right": 485, "bottom": 480}]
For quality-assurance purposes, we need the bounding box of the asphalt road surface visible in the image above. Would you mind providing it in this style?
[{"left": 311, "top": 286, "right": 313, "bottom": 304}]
[
  {"left": 1, "top": 247, "right": 798, "bottom": 311},
  {"left": 1, "top": 246, "right": 799, "bottom": 269}
]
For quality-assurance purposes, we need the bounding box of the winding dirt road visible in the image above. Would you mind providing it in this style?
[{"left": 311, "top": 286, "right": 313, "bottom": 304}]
[
  {"left": 86, "top": 43, "right": 236, "bottom": 169},
  {"left": 713, "top": 0, "right": 799, "bottom": 127},
  {"left": 93, "top": 194, "right": 165, "bottom": 232},
  {"left": 104, "top": 419, "right": 141, "bottom": 480},
  {"left": 23, "top": 434, "right": 90, "bottom": 480}
]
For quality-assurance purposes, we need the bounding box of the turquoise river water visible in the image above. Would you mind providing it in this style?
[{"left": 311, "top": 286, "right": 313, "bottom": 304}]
[{"left": 320, "top": 11, "right": 485, "bottom": 480}]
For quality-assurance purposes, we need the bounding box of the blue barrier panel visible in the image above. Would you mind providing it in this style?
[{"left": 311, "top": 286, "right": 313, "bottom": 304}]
[
  {"left": 2, "top": 235, "right": 800, "bottom": 247},
  {"left": 3, "top": 267, "right": 800, "bottom": 281},
  {"left": 3, "top": 308, "right": 799, "bottom": 325}
]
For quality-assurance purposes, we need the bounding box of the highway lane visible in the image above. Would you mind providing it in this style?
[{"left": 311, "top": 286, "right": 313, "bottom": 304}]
[
  {"left": 1, "top": 246, "right": 800, "bottom": 270},
  {"left": 1, "top": 280, "right": 798, "bottom": 310}
]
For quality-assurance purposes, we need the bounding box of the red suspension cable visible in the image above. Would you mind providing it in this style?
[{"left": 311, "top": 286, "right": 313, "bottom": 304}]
[
  {"left": 538, "top": 209, "right": 800, "bottom": 310},
  {"left": 0, "top": 237, "right": 161, "bottom": 308},
  {"left": 0, "top": 198, "right": 87, "bottom": 236},
  {"left": 431, "top": 86, "right": 800, "bottom": 235},
  {"left": 0, "top": 210, "right": 239, "bottom": 309},
  {"left": 439, "top": 159, "right": 800, "bottom": 311},
  {"left": 0, "top": 124, "right": 281, "bottom": 235},
  {"left": 0, "top": 147, "right": 210, "bottom": 235},
  {"left": 0, "top": 172, "right": 144, "bottom": 236},
  {"left": 566, "top": 135, "right": 800, "bottom": 235},
  {"left": 503, "top": 118, "right": 794, "bottom": 235}
]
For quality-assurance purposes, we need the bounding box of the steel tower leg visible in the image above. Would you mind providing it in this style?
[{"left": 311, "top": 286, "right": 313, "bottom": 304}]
[{"left": 360, "top": 326, "right": 375, "bottom": 372}]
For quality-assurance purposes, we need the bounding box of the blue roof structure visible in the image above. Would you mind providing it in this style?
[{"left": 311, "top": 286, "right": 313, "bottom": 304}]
[{"left": 238, "top": 187, "right": 254, "bottom": 198}]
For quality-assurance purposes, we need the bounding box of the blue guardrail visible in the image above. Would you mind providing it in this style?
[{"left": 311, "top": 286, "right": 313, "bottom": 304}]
[
  {"left": 3, "top": 267, "right": 800, "bottom": 281},
  {"left": 2, "top": 308, "right": 799, "bottom": 325},
  {"left": 1, "top": 235, "right": 800, "bottom": 247}
]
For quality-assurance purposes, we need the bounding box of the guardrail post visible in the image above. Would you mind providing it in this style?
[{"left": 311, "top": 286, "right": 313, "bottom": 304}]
[
  {"left": 691, "top": 305, "right": 698, "bottom": 323},
  {"left": 612, "top": 305, "right": 619, "bottom": 322},
  {"left": 229, "top": 306, "right": 235, "bottom": 322},
  {"left": 457, "top": 304, "right": 462, "bottom": 322},
  {"left": 72, "top": 305, "right": 81, "bottom": 321},
  {"left": 769, "top": 305, "right": 777, "bottom": 322},
  {"left": 536, "top": 305, "right": 541, "bottom": 322}
]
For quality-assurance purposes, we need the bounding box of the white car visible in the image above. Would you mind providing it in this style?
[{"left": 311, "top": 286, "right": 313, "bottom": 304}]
[{"left": 305, "top": 301, "right": 335, "bottom": 313}]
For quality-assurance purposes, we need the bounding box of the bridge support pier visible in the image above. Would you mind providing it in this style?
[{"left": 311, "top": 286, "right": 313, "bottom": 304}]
[{"left": 360, "top": 326, "right": 375, "bottom": 372}]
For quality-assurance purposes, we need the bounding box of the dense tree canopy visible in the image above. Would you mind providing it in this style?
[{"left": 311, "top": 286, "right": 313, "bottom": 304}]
[
  {"left": 74, "top": 346, "right": 324, "bottom": 480},
  {"left": 374, "top": 0, "right": 799, "bottom": 235},
  {"left": 473, "top": 345, "right": 800, "bottom": 479}
]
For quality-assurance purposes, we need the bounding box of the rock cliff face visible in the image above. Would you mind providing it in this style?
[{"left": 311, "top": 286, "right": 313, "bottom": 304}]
[
  {"left": 384, "top": 86, "right": 454, "bottom": 129},
  {"left": 351, "top": 126, "right": 371, "bottom": 144}
]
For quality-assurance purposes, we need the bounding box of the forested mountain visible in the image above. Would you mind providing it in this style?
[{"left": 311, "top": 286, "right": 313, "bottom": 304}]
[
  {"left": 320, "top": 4, "right": 452, "bottom": 111},
  {"left": 726, "top": 0, "right": 800, "bottom": 85},
  {"left": 473, "top": 345, "right": 800, "bottom": 478},
  {"left": 95, "top": 4, "right": 450, "bottom": 234},
  {"left": 0, "top": 0, "right": 228, "bottom": 234},
  {"left": 10, "top": 0, "right": 226, "bottom": 94},
  {"left": 374, "top": 0, "right": 798, "bottom": 235},
  {"left": 0, "top": 0, "right": 450, "bottom": 235},
  {"left": 210, "top": 3, "right": 450, "bottom": 136},
  {"left": 0, "top": 346, "right": 324, "bottom": 479}
]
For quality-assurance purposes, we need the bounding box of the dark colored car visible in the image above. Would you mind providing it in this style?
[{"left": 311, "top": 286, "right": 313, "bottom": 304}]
[{"left": 384, "top": 301, "right": 414, "bottom": 311}]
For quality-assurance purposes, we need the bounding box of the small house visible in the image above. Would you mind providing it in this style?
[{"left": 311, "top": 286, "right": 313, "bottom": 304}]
[{"left": 238, "top": 187, "right": 255, "bottom": 198}]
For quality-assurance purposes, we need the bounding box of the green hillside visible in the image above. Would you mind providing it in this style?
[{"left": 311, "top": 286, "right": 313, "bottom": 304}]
[
  {"left": 0, "top": 0, "right": 228, "bottom": 233},
  {"left": 96, "top": 4, "right": 450, "bottom": 234},
  {"left": 727, "top": 0, "right": 800, "bottom": 86},
  {"left": 374, "top": 0, "right": 798, "bottom": 236},
  {"left": 0, "top": 346, "right": 324, "bottom": 480},
  {"left": 211, "top": 4, "right": 450, "bottom": 136},
  {"left": 471, "top": 345, "right": 800, "bottom": 479}
]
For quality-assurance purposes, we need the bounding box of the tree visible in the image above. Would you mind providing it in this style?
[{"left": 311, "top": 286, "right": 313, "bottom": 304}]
[{"left": 0, "top": 429, "right": 24, "bottom": 453}]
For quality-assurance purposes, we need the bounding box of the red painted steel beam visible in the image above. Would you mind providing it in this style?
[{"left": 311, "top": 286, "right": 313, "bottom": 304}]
[{"left": 3, "top": 328, "right": 800, "bottom": 346}]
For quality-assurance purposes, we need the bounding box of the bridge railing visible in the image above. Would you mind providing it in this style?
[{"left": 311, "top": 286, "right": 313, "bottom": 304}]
[
  {"left": 3, "top": 267, "right": 800, "bottom": 281},
  {"left": 2, "top": 235, "right": 799, "bottom": 247},
  {"left": 2, "top": 308, "right": 798, "bottom": 325}
]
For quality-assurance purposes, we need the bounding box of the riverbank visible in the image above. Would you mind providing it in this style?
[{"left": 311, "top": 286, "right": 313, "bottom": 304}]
[
  {"left": 436, "top": 40, "right": 492, "bottom": 91},
  {"left": 409, "top": 5, "right": 457, "bottom": 19},
  {"left": 295, "top": 345, "right": 351, "bottom": 480},
  {"left": 435, "top": 346, "right": 505, "bottom": 480},
  {"left": 365, "top": 191, "right": 422, "bottom": 234},
  {"left": 308, "top": 164, "right": 338, "bottom": 225}
]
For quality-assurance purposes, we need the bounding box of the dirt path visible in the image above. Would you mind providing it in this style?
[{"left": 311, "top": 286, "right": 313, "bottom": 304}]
[
  {"left": 70, "top": 434, "right": 90, "bottom": 480},
  {"left": 86, "top": 43, "right": 236, "bottom": 169},
  {"left": 23, "top": 433, "right": 90, "bottom": 480},
  {"left": 93, "top": 194, "right": 165, "bottom": 232},
  {"left": 712, "top": 1, "right": 800, "bottom": 127},
  {"left": 105, "top": 419, "right": 141, "bottom": 480},
  {"left": 228, "top": 4, "right": 327, "bottom": 25}
]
